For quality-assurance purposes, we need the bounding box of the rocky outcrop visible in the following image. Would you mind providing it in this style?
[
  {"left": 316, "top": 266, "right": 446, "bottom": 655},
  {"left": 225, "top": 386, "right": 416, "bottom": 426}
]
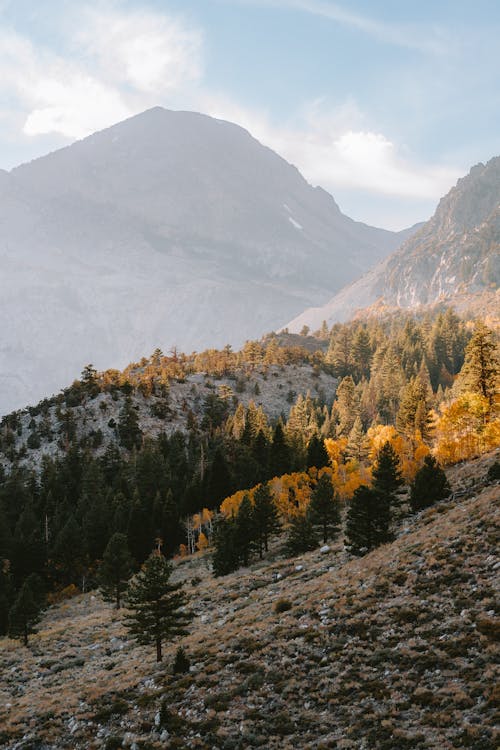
[{"left": 288, "top": 157, "right": 500, "bottom": 331}]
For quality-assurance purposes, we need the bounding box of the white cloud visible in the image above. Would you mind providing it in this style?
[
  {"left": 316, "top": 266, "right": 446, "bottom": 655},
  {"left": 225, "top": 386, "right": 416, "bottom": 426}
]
[
  {"left": 0, "top": 5, "right": 203, "bottom": 140},
  {"left": 23, "top": 74, "right": 133, "bottom": 140},
  {"left": 76, "top": 7, "right": 203, "bottom": 94}
]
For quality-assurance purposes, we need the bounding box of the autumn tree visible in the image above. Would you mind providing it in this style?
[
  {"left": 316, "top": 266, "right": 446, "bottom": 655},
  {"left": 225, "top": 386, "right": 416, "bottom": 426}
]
[
  {"left": 125, "top": 553, "right": 191, "bottom": 662},
  {"left": 99, "top": 533, "right": 133, "bottom": 609}
]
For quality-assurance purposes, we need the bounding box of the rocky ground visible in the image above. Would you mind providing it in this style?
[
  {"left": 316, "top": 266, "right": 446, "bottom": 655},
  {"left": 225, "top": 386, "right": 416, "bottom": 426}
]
[{"left": 0, "top": 452, "right": 499, "bottom": 750}]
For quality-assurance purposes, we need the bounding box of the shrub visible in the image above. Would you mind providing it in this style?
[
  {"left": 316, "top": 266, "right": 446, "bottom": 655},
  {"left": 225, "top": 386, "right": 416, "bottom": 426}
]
[
  {"left": 274, "top": 598, "right": 292, "bottom": 614},
  {"left": 173, "top": 646, "right": 191, "bottom": 674},
  {"left": 487, "top": 461, "right": 500, "bottom": 482}
]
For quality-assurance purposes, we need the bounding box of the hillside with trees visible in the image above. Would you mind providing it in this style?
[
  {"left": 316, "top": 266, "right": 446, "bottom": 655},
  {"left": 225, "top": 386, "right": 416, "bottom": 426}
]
[
  {"left": 0, "top": 308, "right": 498, "bottom": 632},
  {"left": 0, "top": 451, "right": 498, "bottom": 749}
]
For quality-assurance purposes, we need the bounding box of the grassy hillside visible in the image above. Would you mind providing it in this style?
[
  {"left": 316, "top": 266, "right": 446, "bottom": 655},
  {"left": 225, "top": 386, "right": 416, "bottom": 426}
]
[{"left": 1, "top": 452, "right": 498, "bottom": 750}]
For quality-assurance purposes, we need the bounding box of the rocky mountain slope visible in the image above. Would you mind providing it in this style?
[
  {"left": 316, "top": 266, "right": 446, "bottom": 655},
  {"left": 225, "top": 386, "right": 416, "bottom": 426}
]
[
  {"left": 288, "top": 157, "right": 500, "bottom": 331},
  {"left": 0, "top": 107, "right": 412, "bottom": 416},
  {"left": 0, "top": 360, "right": 337, "bottom": 474},
  {"left": 1, "top": 451, "right": 498, "bottom": 750}
]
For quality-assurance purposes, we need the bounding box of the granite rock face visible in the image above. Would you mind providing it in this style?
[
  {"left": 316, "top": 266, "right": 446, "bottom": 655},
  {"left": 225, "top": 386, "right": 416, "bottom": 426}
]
[{"left": 288, "top": 157, "right": 500, "bottom": 331}]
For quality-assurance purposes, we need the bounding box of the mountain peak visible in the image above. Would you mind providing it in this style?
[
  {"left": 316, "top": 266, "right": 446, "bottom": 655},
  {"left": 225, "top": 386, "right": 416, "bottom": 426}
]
[
  {"left": 0, "top": 109, "right": 411, "bottom": 414},
  {"left": 287, "top": 155, "right": 500, "bottom": 331}
]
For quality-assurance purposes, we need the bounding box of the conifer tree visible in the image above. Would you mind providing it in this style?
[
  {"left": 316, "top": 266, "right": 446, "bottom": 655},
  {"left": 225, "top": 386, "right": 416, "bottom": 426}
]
[
  {"left": 127, "top": 490, "right": 153, "bottom": 565},
  {"left": 118, "top": 395, "right": 142, "bottom": 450},
  {"left": 351, "top": 327, "right": 372, "bottom": 380},
  {"left": 8, "top": 578, "right": 43, "bottom": 646},
  {"left": 252, "top": 430, "right": 270, "bottom": 480},
  {"left": 0, "top": 561, "right": 13, "bottom": 635},
  {"left": 235, "top": 494, "right": 254, "bottom": 567},
  {"left": 308, "top": 473, "right": 340, "bottom": 543},
  {"left": 125, "top": 553, "right": 191, "bottom": 662},
  {"left": 410, "top": 456, "right": 450, "bottom": 512},
  {"left": 372, "top": 442, "right": 403, "bottom": 512},
  {"left": 172, "top": 645, "right": 190, "bottom": 674},
  {"left": 207, "top": 449, "right": 232, "bottom": 509},
  {"left": 347, "top": 416, "right": 366, "bottom": 461},
  {"left": 455, "top": 323, "right": 498, "bottom": 410},
  {"left": 286, "top": 511, "right": 318, "bottom": 554},
  {"left": 51, "top": 515, "right": 86, "bottom": 587},
  {"left": 212, "top": 515, "right": 239, "bottom": 576},
  {"left": 345, "top": 485, "right": 391, "bottom": 555},
  {"left": 306, "top": 435, "right": 329, "bottom": 469},
  {"left": 99, "top": 533, "right": 133, "bottom": 609},
  {"left": 269, "top": 422, "right": 291, "bottom": 476},
  {"left": 334, "top": 376, "right": 358, "bottom": 436},
  {"left": 252, "top": 483, "right": 279, "bottom": 557}
]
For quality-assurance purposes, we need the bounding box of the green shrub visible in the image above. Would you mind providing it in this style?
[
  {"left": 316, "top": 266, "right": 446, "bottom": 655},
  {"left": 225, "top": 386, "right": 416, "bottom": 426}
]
[{"left": 274, "top": 598, "right": 292, "bottom": 614}]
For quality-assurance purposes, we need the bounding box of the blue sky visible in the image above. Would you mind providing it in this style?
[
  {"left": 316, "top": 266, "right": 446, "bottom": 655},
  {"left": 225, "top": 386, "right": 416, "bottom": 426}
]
[{"left": 0, "top": 0, "right": 498, "bottom": 228}]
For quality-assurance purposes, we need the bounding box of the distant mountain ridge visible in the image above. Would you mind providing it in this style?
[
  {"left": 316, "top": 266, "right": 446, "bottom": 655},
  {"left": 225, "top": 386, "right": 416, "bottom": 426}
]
[
  {"left": 287, "top": 157, "right": 500, "bottom": 331},
  {"left": 0, "top": 107, "right": 413, "bottom": 414}
]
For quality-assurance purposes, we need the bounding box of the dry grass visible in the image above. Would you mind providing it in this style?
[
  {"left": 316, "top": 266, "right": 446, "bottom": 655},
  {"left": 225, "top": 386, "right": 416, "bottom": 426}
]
[{"left": 1, "top": 452, "right": 499, "bottom": 749}]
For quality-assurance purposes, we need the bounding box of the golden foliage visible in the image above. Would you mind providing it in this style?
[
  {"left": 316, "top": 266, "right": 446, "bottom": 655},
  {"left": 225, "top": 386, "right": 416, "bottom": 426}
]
[{"left": 433, "top": 391, "right": 500, "bottom": 465}]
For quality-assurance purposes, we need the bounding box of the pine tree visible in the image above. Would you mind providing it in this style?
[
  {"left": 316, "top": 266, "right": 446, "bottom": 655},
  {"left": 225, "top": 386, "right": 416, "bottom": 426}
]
[
  {"left": 372, "top": 442, "right": 403, "bottom": 512},
  {"left": 118, "top": 396, "right": 143, "bottom": 450},
  {"left": 308, "top": 473, "right": 340, "bottom": 543},
  {"left": 347, "top": 416, "right": 366, "bottom": 461},
  {"left": 99, "top": 533, "right": 133, "bottom": 609},
  {"left": 345, "top": 485, "right": 391, "bottom": 555},
  {"left": 8, "top": 578, "right": 43, "bottom": 646},
  {"left": 306, "top": 435, "right": 329, "bottom": 469},
  {"left": 396, "top": 377, "right": 431, "bottom": 442},
  {"left": 252, "top": 430, "right": 270, "bottom": 480},
  {"left": 127, "top": 490, "right": 153, "bottom": 565},
  {"left": 269, "top": 422, "right": 291, "bottom": 477},
  {"left": 51, "top": 515, "right": 86, "bottom": 587},
  {"left": 334, "top": 376, "right": 358, "bottom": 436},
  {"left": 455, "top": 323, "right": 498, "bottom": 410},
  {"left": 235, "top": 495, "right": 254, "bottom": 567},
  {"left": 212, "top": 515, "right": 239, "bottom": 576},
  {"left": 252, "top": 483, "right": 279, "bottom": 558},
  {"left": 207, "top": 449, "right": 232, "bottom": 509},
  {"left": 410, "top": 456, "right": 450, "bottom": 512},
  {"left": 286, "top": 512, "right": 318, "bottom": 554},
  {"left": 0, "top": 561, "right": 13, "bottom": 635},
  {"left": 125, "top": 553, "right": 191, "bottom": 662},
  {"left": 172, "top": 645, "right": 190, "bottom": 674},
  {"left": 351, "top": 327, "right": 372, "bottom": 380}
]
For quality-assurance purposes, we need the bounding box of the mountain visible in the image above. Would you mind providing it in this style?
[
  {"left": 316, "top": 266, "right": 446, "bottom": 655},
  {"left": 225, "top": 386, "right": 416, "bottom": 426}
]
[
  {"left": 0, "top": 107, "right": 412, "bottom": 415},
  {"left": 287, "top": 157, "right": 500, "bottom": 331}
]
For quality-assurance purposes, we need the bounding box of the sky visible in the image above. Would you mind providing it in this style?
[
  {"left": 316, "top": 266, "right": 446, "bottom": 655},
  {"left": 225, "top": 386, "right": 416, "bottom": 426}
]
[{"left": 0, "top": 0, "right": 498, "bottom": 229}]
